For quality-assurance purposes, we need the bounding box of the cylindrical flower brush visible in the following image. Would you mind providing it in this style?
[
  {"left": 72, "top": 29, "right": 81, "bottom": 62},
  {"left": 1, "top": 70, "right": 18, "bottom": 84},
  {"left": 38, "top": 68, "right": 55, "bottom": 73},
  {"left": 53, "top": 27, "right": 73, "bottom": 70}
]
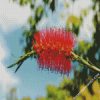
[{"left": 32, "top": 28, "right": 75, "bottom": 74}]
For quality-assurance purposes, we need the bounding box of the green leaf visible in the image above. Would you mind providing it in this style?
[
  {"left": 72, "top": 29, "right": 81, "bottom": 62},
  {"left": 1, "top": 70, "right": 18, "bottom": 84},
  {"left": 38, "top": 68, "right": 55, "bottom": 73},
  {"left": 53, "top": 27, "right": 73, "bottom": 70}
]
[
  {"left": 67, "top": 15, "right": 81, "bottom": 27},
  {"left": 43, "top": 0, "right": 49, "bottom": 4},
  {"left": 36, "top": 6, "right": 44, "bottom": 18},
  {"left": 28, "top": 16, "right": 36, "bottom": 27},
  {"left": 19, "top": 0, "right": 32, "bottom": 5},
  {"left": 50, "top": 0, "right": 55, "bottom": 11}
]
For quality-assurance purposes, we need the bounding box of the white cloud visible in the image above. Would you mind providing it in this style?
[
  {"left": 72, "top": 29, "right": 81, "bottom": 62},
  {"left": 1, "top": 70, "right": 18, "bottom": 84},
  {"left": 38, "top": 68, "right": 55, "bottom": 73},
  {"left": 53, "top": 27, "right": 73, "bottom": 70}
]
[
  {"left": 0, "top": 0, "right": 31, "bottom": 32},
  {"left": 0, "top": 0, "right": 31, "bottom": 91},
  {"left": 68, "top": 0, "right": 93, "bottom": 17},
  {"left": 0, "top": 0, "right": 32, "bottom": 98},
  {"left": 0, "top": 62, "right": 18, "bottom": 92},
  {"left": 0, "top": 40, "right": 7, "bottom": 61},
  {"left": 78, "top": 10, "right": 95, "bottom": 42},
  {"left": 0, "top": 41, "right": 18, "bottom": 99}
]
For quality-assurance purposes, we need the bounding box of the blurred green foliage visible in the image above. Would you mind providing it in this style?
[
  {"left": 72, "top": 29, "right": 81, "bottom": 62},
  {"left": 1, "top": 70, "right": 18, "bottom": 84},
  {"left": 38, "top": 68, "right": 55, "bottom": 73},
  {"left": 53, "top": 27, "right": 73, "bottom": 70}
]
[
  {"left": 7, "top": 78, "right": 100, "bottom": 100},
  {"left": 22, "top": 97, "right": 31, "bottom": 100},
  {"left": 67, "top": 15, "right": 82, "bottom": 34},
  {"left": 36, "top": 78, "right": 100, "bottom": 100}
]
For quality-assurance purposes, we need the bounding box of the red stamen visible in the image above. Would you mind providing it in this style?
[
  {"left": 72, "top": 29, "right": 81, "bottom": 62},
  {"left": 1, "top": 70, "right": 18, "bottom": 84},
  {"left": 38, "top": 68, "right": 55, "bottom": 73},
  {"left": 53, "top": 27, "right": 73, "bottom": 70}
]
[{"left": 32, "top": 28, "right": 75, "bottom": 74}]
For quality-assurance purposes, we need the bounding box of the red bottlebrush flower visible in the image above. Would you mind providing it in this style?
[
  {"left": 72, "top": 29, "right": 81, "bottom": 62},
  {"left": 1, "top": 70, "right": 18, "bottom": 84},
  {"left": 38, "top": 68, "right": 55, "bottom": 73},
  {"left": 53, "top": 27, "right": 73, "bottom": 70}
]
[{"left": 32, "top": 28, "right": 75, "bottom": 74}]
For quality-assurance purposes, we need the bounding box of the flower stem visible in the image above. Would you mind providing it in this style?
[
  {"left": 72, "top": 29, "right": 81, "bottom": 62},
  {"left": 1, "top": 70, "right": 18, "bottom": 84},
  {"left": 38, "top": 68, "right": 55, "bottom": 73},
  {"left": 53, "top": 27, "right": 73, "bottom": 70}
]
[
  {"left": 71, "top": 52, "right": 100, "bottom": 73},
  {"left": 8, "top": 50, "right": 35, "bottom": 72},
  {"left": 8, "top": 50, "right": 100, "bottom": 73}
]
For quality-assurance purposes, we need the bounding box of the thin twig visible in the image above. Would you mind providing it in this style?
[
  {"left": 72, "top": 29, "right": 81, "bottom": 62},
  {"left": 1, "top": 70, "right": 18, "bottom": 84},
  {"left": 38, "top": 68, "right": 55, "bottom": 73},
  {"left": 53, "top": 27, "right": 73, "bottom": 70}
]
[
  {"left": 71, "top": 52, "right": 100, "bottom": 73},
  {"left": 8, "top": 50, "right": 35, "bottom": 72},
  {"left": 8, "top": 50, "right": 100, "bottom": 73}
]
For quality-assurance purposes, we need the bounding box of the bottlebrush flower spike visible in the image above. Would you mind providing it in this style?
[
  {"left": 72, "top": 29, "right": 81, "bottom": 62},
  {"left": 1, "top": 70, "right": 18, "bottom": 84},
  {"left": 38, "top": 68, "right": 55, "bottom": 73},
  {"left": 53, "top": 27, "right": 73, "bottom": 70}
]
[{"left": 32, "top": 28, "right": 75, "bottom": 74}]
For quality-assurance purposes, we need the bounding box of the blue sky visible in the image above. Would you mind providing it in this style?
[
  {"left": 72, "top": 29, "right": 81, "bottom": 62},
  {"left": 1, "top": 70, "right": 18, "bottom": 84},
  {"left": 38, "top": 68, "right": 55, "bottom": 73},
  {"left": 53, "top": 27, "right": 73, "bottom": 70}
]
[
  {"left": 0, "top": 0, "right": 95, "bottom": 99},
  {"left": 6, "top": 29, "right": 64, "bottom": 99}
]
